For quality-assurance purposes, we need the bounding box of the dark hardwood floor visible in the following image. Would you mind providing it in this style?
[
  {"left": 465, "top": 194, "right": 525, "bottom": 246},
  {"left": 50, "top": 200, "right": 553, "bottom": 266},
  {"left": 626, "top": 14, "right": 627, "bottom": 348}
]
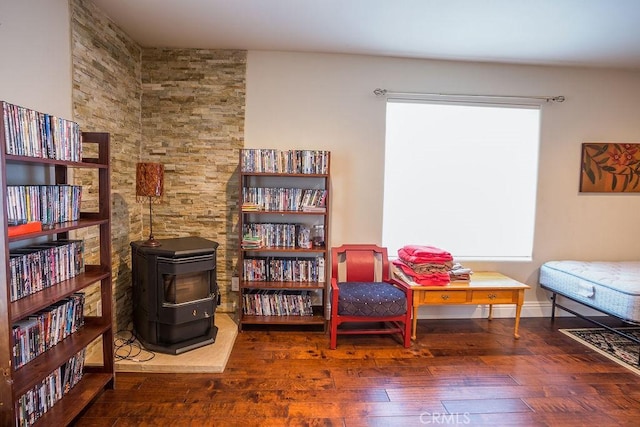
[{"left": 73, "top": 316, "right": 640, "bottom": 426}]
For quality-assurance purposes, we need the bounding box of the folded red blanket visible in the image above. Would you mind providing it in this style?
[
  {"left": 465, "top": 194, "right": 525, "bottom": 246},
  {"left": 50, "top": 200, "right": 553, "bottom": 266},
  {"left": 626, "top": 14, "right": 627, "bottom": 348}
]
[
  {"left": 392, "top": 260, "right": 450, "bottom": 286},
  {"left": 398, "top": 245, "right": 453, "bottom": 264}
]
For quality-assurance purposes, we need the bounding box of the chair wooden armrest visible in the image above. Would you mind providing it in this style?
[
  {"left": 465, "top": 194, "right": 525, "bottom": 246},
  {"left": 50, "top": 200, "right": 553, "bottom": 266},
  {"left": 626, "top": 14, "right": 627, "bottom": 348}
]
[
  {"left": 331, "top": 277, "right": 340, "bottom": 292},
  {"left": 389, "top": 277, "right": 413, "bottom": 297}
]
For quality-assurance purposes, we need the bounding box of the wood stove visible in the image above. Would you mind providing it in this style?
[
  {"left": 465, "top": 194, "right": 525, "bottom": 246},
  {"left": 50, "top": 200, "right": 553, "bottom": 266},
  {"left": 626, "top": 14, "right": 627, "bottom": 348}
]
[{"left": 131, "top": 236, "right": 219, "bottom": 354}]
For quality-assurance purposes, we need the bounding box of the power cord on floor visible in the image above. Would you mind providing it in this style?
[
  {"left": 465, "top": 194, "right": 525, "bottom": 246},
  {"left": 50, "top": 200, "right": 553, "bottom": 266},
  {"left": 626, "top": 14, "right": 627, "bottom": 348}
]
[{"left": 114, "top": 330, "right": 156, "bottom": 363}]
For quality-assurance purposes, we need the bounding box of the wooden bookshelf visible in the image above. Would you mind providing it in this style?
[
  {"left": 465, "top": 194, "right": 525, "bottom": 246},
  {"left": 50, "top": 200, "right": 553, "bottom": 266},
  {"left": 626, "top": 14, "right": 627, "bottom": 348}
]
[
  {"left": 238, "top": 149, "right": 330, "bottom": 330},
  {"left": 0, "top": 101, "right": 113, "bottom": 426}
]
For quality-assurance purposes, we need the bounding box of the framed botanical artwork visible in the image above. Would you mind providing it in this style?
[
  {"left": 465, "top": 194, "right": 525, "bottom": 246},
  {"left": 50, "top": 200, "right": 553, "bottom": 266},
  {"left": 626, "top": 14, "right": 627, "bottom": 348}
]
[{"left": 580, "top": 142, "right": 640, "bottom": 192}]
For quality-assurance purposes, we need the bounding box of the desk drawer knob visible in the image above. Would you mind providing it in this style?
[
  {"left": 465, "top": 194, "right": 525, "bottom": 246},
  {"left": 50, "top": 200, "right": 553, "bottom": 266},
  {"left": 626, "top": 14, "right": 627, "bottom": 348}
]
[
  {"left": 488, "top": 293, "right": 497, "bottom": 300},
  {"left": 441, "top": 294, "right": 449, "bottom": 300}
]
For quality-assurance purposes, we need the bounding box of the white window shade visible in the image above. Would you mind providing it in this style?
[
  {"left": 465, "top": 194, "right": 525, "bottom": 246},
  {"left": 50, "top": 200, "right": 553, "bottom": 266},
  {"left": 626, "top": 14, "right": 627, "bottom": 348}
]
[{"left": 382, "top": 100, "right": 541, "bottom": 261}]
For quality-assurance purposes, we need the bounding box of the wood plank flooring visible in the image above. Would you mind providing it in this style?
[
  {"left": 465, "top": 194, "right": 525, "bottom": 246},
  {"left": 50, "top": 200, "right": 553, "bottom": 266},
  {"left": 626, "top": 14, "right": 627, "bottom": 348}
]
[{"left": 73, "top": 317, "right": 640, "bottom": 426}]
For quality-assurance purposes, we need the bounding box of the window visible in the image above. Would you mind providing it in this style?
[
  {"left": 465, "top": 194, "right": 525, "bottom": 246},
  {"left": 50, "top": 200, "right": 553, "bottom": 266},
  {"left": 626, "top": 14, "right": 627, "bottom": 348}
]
[{"left": 382, "top": 100, "right": 541, "bottom": 261}]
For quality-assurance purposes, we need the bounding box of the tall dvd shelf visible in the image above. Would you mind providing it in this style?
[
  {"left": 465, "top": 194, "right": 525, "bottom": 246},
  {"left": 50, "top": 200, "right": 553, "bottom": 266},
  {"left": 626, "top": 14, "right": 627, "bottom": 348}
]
[
  {"left": 238, "top": 149, "right": 330, "bottom": 331},
  {"left": 0, "top": 101, "right": 114, "bottom": 426}
]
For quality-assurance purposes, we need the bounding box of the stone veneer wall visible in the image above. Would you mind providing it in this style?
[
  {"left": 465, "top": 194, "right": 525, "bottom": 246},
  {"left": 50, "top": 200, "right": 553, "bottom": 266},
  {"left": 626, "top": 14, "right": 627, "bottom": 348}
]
[
  {"left": 71, "top": 0, "right": 142, "bottom": 331},
  {"left": 71, "top": 1, "right": 245, "bottom": 331},
  {"left": 141, "top": 48, "right": 245, "bottom": 312}
]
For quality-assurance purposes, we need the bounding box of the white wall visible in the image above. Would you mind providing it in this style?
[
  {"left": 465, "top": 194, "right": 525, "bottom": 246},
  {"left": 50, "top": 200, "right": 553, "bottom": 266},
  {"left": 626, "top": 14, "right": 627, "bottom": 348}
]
[
  {"left": 0, "top": 0, "right": 71, "bottom": 190},
  {"left": 0, "top": 0, "right": 72, "bottom": 118},
  {"left": 246, "top": 50, "right": 640, "bottom": 316}
]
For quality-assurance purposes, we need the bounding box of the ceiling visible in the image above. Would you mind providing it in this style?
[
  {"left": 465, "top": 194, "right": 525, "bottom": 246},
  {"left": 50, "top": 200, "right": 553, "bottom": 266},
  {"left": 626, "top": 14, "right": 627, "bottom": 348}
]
[{"left": 90, "top": 0, "right": 640, "bottom": 70}]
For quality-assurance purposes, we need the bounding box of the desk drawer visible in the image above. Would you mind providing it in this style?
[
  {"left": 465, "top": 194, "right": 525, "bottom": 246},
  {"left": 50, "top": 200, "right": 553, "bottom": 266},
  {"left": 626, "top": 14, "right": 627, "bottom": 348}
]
[
  {"left": 416, "top": 290, "right": 468, "bottom": 304},
  {"left": 470, "top": 290, "right": 516, "bottom": 304}
]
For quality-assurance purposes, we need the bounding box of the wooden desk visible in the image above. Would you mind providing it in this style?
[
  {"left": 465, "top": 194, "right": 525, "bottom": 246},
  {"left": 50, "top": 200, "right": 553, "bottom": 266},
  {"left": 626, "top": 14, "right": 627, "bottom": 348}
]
[{"left": 400, "top": 271, "right": 530, "bottom": 340}]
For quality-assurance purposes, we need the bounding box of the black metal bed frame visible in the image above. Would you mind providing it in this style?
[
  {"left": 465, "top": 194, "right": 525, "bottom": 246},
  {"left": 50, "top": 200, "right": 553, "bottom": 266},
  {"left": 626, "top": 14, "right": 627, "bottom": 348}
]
[{"left": 543, "top": 284, "right": 640, "bottom": 366}]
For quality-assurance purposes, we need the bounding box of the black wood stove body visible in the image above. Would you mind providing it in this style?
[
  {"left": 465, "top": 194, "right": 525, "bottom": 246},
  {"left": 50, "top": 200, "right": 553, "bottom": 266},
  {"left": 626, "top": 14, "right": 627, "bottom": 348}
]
[{"left": 131, "top": 236, "right": 219, "bottom": 354}]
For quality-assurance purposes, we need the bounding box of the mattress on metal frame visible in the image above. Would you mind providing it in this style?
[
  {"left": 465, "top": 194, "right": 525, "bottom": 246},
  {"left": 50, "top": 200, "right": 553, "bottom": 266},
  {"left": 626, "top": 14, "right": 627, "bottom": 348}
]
[{"left": 540, "top": 260, "right": 640, "bottom": 322}]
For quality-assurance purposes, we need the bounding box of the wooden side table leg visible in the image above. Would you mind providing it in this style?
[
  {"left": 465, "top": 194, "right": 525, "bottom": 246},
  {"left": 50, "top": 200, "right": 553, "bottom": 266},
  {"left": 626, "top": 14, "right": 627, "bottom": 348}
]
[
  {"left": 514, "top": 302, "right": 523, "bottom": 339},
  {"left": 412, "top": 305, "right": 418, "bottom": 340},
  {"left": 488, "top": 304, "right": 493, "bottom": 320}
]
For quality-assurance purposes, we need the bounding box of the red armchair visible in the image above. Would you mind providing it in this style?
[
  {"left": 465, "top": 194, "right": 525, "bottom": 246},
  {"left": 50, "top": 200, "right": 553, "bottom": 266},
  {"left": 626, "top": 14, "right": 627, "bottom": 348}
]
[{"left": 329, "top": 244, "right": 412, "bottom": 349}]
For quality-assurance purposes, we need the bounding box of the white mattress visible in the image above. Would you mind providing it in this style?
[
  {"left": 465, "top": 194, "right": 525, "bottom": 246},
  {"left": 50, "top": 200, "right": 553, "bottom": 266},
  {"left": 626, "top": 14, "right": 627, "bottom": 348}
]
[{"left": 539, "top": 260, "right": 640, "bottom": 322}]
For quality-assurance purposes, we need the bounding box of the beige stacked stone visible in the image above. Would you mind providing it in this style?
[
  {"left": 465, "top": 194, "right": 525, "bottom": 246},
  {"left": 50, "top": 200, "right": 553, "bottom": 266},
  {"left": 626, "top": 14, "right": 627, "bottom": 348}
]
[
  {"left": 70, "top": 0, "right": 245, "bottom": 332},
  {"left": 141, "top": 48, "right": 245, "bottom": 314}
]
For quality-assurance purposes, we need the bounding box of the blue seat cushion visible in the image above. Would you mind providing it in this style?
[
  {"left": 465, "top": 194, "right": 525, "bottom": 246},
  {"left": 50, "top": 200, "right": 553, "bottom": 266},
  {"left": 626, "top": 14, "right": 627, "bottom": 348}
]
[{"left": 337, "top": 282, "right": 407, "bottom": 316}]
